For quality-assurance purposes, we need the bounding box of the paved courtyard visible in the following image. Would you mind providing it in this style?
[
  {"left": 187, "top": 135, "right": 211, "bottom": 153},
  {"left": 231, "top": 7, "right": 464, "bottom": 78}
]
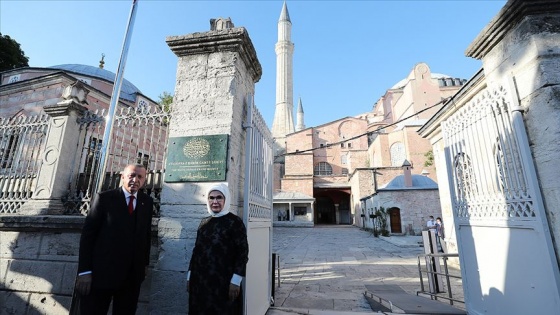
[{"left": 269, "top": 226, "right": 464, "bottom": 313}]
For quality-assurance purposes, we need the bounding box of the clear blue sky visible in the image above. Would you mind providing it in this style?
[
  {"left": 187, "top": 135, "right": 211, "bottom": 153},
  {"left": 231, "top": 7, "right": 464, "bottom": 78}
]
[{"left": 1, "top": 0, "right": 506, "bottom": 128}]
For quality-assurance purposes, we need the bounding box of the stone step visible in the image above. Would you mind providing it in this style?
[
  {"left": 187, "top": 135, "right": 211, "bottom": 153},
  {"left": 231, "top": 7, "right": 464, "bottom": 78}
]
[{"left": 364, "top": 285, "right": 466, "bottom": 314}]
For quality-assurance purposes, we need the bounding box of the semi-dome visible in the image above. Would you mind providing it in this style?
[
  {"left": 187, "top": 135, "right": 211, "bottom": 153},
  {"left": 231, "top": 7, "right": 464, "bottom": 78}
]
[
  {"left": 379, "top": 174, "right": 438, "bottom": 190},
  {"left": 49, "top": 64, "right": 140, "bottom": 102}
]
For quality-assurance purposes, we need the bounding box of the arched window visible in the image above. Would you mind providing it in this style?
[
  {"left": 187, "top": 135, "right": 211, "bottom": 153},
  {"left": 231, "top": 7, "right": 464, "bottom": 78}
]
[
  {"left": 314, "top": 162, "right": 333, "bottom": 176},
  {"left": 390, "top": 142, "right": 406, "bottom": 166}
]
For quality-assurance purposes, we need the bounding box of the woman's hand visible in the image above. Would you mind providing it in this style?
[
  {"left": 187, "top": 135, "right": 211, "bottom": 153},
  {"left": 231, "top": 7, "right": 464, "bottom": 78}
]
[
  {"left": 75, "top": 274, "right": 92, "bottom": 296},
  {"left": 229, "top": 283, "right": 240, "bottom": 301}
]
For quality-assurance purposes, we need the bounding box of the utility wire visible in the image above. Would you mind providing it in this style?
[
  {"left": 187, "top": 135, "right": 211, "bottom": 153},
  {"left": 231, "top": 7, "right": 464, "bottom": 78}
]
[{"left": 276, "top": 96, "right": 451, "bottom": 158}]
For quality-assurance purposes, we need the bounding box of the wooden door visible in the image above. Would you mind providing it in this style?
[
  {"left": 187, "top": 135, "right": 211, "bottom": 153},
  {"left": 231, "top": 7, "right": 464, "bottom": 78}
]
[{"left": 389, "top": 208, "right": 402, "bottom": 233}]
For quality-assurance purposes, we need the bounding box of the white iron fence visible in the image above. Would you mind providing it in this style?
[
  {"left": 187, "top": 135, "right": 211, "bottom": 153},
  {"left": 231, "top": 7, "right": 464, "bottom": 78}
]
[
  {"left": 442, "top": 84, "right": 560, "bottom": 314},
  {"left": 0, "top": 104, "right": 170, "bottom": 216},
  {"left": 243, "top": 95, "right": 274, "bottom": 315},
  {"left": 64, "top": 105, "right": 170, "bottom": 215},
  {"left": 0, "top": 115, "right": 49, "bottom": 214}
]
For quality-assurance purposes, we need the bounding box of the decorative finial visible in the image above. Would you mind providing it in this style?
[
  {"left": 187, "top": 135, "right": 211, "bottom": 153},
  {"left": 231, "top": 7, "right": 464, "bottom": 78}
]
[
  {"left": 210, "top": 17, "right": 234, "bottom": 31},
  {"left": 99, "top": 53, "right": 105, "bottom": 69}
]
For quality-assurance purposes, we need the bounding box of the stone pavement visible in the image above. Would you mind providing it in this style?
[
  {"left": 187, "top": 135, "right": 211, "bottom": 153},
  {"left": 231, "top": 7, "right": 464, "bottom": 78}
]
[{"left": 266, "top": 226, "right": 464, "bottom": 315}]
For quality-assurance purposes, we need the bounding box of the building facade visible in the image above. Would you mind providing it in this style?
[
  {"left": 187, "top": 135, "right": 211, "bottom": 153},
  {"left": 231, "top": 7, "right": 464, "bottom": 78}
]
[{"left": 272, "top": 41, "right": 466, "bottom": 234}]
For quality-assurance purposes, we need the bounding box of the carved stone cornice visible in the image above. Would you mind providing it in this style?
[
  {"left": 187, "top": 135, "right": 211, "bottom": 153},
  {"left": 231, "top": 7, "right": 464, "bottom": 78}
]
[
  {"left": 466, "top": 0, "right": 560, "bottom": 60},
  {"left": 44, "top": 100, "right": 87, "bottom": 117},
  {"left": 166, "top": 27, "right": 262, "bottom": 83}
]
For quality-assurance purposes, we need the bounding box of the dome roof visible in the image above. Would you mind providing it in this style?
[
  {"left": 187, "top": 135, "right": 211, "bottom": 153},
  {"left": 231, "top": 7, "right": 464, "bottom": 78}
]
[
  {"left": 390, "top": 73, "right": 451, "bottom": 90},
  {"left": 379, "top": 174, "right": 438, "bottom": 190},
  {"left": 49, "top": 64, "right": 140, "bottom": 102}
]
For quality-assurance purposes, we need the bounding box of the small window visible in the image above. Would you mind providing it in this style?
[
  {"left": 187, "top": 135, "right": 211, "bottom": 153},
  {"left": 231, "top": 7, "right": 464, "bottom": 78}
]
[
  {"left": 84, "top": 137, "right": 102, "bottom": 174},
  {"left": 341, "top": 155, "right": 347, "bottom": 165},
  {"left": 0, "top": 134, "right": 17, "bottom": 169},
  {"left": 314, "top": 162, "right": 333, "bottom": 176},
  {"left": 340, "top": 143, "right": 345, "bottom": 148},
  {"left": 342, "top": 168, "right": 348, "bottom": 175},
  {"left": 320, "top": 144, "right": 324, "bottom": 148},
  {"left": 7, "top": 74, "right": 21, "bottom": 84},
  {"left": 294, "top": 207, "right": 307, "bottom": 216},
  {"left": 137, "top": 97, "right": 149, "bottom": 113},
  {"left": 347, "top": 143, "right": 352, "bottom": 148},
  {"left": 137, "top": 152, "right": 149, "bottom": 169}
]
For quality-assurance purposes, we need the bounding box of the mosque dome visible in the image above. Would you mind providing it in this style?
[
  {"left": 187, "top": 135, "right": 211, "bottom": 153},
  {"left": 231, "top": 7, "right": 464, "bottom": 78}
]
[
  {"left": 49, "top": 64, "right": 141, "bottom": 102},
  {"left": 379, "top": 174, "right": 438, "bottom": 190}
]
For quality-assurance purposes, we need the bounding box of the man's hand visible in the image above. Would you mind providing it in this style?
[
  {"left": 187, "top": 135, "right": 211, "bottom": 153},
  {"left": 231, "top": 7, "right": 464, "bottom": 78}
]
[
  {"left": 75, "top": 274, "right": 92, "bottom": 296},
  {"left": 229, "top": 283, "right": 240, "bottom": 301}
]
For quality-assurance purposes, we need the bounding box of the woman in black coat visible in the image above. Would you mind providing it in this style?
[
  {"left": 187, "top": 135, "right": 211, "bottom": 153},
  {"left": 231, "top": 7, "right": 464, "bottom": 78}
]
[{"left": 187, "top": 183, "right": 249, "bottom": 315}]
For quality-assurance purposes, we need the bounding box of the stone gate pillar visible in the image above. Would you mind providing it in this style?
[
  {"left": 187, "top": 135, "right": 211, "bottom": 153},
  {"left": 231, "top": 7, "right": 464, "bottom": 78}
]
[
  {"left": 19, "top": 81, "right": 88, "bottom": 215},
  {"left": 150, "top": 19, "right": 262, "bottom": 313}
]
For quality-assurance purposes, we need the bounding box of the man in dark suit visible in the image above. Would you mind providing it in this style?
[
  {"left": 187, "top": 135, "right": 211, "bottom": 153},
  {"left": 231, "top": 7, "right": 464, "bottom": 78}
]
[{"left": 76, "top": 164, "right": 153, "bottom": 314}]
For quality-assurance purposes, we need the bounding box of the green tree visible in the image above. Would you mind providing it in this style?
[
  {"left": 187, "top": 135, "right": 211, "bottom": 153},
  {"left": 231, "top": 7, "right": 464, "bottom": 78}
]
[
  {"left": 0, "top": 33, "right": 29, "bottom": 71},
  {"left": 424, "top": 150, "right": 434, "bottom": 167},
  {"left": 158, "top": 91, "right": 173, "bottom": 112},
  {"left": 375, "top": 207, "right": 390, "bottom": 237}
]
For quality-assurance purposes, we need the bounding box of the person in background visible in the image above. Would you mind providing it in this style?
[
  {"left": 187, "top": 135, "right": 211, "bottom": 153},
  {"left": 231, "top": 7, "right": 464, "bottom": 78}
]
[
  {"left": 76, "top": 164, "right": 153, "bottom": 314},
  {"left": 426, "top": 215, "right": 436, "bottom": 232},
  {"left": 187, "top": 183, "right": 249, "bottom": 315},
  {"left": 435, "top": 217, "right": 446, "bottom": 253}
]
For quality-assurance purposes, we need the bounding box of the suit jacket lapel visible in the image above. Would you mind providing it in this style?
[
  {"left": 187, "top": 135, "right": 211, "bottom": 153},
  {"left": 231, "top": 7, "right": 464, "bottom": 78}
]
[{"left": 117, "top": 188, "right": 128, "bottom": 211}]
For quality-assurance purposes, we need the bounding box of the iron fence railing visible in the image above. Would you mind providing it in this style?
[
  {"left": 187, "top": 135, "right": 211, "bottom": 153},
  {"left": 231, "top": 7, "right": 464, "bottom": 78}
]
[
  {"left": 0, "top": 115, "right": 49, "bottom": 214},
  {"left": 417, "top": 252, "right": 464, "bottom": 305},
  {"left": 64, "top": 105, "right": 170, "bottom": 216}
]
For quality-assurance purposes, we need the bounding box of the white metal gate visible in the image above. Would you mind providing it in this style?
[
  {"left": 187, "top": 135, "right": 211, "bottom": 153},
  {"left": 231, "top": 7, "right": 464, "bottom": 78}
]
[
  {"left": 243, "top": 95, "right": 274, "bottom": 315},
  {"left": 442, "top": 83, "right": 560, "bottom": 314}
]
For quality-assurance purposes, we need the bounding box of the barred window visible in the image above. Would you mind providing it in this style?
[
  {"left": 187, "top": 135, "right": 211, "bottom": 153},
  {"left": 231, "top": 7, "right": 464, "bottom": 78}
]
[
  {"left": 137, "top": 152, "right": 150, "bottom": 169},
  {"left": 314, "top": 162, "right": 333, "bottom": 176}
]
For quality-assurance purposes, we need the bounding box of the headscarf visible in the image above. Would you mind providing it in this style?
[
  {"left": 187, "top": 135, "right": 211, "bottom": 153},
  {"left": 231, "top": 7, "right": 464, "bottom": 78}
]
[{"left": 206, "top": 182, "right": 230, "bottom": 217}]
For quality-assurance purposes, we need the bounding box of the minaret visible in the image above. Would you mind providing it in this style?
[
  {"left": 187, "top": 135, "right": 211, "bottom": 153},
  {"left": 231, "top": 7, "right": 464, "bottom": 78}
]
[
  {"left": 271, "top": 1, "right": 295, "bottom": 152},
  {"left": 296, "top": 97, "right": 305, "bottom": 131}
]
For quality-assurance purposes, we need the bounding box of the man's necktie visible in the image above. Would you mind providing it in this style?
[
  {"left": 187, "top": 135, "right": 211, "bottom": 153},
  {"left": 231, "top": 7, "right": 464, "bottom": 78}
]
[{"left": 128, "top": 195, "right": 135, "bottom": 215}]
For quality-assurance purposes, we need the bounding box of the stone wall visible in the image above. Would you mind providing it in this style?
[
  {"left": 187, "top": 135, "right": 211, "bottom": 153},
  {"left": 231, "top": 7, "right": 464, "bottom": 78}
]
[
  {"left": 376, "top": 190, "right": 441, "bottom": 236},
  {"left": 0, "top": 216, "right": 158, "bottom": 314}
]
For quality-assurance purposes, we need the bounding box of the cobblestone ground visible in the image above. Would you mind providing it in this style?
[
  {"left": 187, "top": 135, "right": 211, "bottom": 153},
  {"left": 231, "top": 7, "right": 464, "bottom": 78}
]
[{"left": 271, "top": 226, "right": 464, "bottom": 312}]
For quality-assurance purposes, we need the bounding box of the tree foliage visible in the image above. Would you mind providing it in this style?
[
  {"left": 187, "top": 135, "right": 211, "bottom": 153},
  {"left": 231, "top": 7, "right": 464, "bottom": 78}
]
[
  {"left": 424, "top": 150, "right": 434, "bottom": 167},
  {"left": 0, "top": 33, "right": 29, "bottom": 72},
  {"left": 158, "top": 91, "right": 173, "bottom": 112},
  {"left": 374, "top": 206, "right": 390, "bottom": 237}
]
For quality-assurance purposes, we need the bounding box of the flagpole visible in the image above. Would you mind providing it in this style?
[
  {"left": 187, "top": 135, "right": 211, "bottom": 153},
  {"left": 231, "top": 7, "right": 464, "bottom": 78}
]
[{"left": 94, "top": 0, "right": 139, "bottom": 194}]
